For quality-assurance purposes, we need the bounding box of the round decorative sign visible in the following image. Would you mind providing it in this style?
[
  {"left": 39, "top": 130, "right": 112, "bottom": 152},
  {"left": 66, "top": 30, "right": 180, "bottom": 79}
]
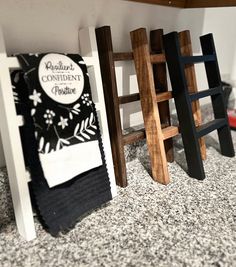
[{"left": 38, "top": 53, "right": 84, "bottom": 104}]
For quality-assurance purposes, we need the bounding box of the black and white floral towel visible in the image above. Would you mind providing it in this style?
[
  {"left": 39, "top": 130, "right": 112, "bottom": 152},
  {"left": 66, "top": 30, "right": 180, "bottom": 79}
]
[
  {"left": 17, "top": 53, "right": 102, "bottom": 188},
  {"left": 11, "top": 53, "right": 112, "bottom": 235}
]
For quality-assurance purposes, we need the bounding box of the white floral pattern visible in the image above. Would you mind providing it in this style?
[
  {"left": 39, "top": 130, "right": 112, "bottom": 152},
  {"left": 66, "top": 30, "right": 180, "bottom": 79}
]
[
  {"left": 81, "top": 93, "right": 92, "bottom": 106},
  {"left": 12, "top": 54, "right": 97, "bottom": 155},
  {"left": 73, "top": 112, "right": 97, "bottom": 142},
  {"left": 31, "top": 108, "right": 36, "bottom": 116},
  {"left": 58, "top": 116, "right": 69, "bottom": 129},
  {"left": 12, "top": 86, "right": 19, "bottom": 103},
  {"left": 69, "top": 103, "right": 81, "bottom": 120},
  {"left": 44, "top": 109, "right": 55, "bottom": 126},
  {"left": 29, "top": 89, "right": 42, "bottom": 106}
]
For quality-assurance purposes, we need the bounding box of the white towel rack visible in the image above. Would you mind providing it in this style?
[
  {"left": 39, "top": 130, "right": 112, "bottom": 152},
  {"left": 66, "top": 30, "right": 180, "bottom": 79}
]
[{"left": 0, "top": 27, "right": 117, "bottom": 241}]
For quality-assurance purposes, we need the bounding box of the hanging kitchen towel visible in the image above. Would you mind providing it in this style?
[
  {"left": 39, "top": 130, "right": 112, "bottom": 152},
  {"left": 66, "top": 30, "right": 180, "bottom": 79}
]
[
  {"left": 17, "top": 53, "right": 103, "bottom": 188},
  {"left": 11, "top": 53, "right": 112, "bottom": 235}
]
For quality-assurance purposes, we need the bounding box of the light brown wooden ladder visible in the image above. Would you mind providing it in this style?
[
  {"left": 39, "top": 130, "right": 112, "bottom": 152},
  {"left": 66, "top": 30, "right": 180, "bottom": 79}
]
[{"left": 130, "top": 28, "right": 206, "bottom": 184}]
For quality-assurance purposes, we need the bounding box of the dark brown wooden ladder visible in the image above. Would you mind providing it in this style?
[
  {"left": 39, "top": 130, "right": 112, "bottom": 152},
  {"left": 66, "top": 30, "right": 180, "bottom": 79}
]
[{"left": 163, "top": 31, "right": 235, "bottom": 180}]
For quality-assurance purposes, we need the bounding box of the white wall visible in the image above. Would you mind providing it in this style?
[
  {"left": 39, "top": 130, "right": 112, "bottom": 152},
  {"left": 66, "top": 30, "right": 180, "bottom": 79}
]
[
  {"left": 0, "top": 0, "right": 180, "bottom": 53},
  {"left": 0, "top": 0, "right": 180, "bottom": 166},
  {"left": 202, "top": 7, "right": 236, "bottom": 107},
  {"left": 177, "top": 7, "right": 236, "bottom": 92},
  {"left": 203, "top": 7, "right": 236, "bottom": 81}
]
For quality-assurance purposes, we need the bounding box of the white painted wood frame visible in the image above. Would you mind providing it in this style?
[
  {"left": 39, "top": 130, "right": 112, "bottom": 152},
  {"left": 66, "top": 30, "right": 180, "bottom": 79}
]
[{"left": 0, "top": 26, "right": 117, "bottom": 241}]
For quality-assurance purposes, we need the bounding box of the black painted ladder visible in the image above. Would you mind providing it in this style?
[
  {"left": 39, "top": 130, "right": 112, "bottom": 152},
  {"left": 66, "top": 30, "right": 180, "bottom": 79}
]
[{"left": 163, "top": 32, "right": 235, "bottom": 180}]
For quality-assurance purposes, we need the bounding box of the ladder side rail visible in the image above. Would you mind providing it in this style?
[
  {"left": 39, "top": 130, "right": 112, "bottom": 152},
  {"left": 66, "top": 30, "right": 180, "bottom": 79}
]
[
  {"left": 163, "top": 32, "right": 205, "bottom": 180},
  {"left": 200, "top": 34, "right": 235, "bottom": 157},
  {"left": 79, "top": 27, "right": 118, "bottom": 196},
  {"left": 0, "top": 27, "right": 36, "bottom": 240}
]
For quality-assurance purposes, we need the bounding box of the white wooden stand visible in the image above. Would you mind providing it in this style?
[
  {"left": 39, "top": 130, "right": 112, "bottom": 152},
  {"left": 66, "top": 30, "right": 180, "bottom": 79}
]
[{"left": 0, "top": 27, "right": 117, "bottom": 241}]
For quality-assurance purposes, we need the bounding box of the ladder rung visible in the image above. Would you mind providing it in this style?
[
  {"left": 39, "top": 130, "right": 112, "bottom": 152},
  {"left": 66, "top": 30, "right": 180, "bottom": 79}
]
[
  {"left": 122, "top": 129, "right": 145, "bottom": 145},
  {"left": 94, "top": 102, "right": 101, "bottom": 111},
  {"left": 119, "top": 93, "right": 140, "bottom": 104},
  {"left": 7, "top": 57, "right": 21, "bottom": 69},
  {"left": 150, "top": 53, "right": 166, "bottom": 64},
  {"left": 156, "top": 92, "right": 173, "bottom": 103},
  {"left": 123, "top": 123, "right": 176, "bottom": 145},
  {"left": 181, "top": 54, "right": 216, "bottom": 65},
  {"left": 162, "top": 126, "right": 179, "bottom": 140},
  {"left": 25, "top": 170, "right": 31, "bottom": 182},
  {"left": 17, "top": 115, "right": 24, "bottom": 126},
  {"left": 82, "top": 57, "right": 94, "bottom": 67},
  {"left": 119, "top": 91, "right": 172, "bottom": 105},
  {"left": 113, "top": 52, "right": 133, "bottom": 61},
  {"left": 196, "top": 118, "right": 227, "bottom": 138},
  {"left": 189, "top": 86, "right": 222, "bottom": 101},
  {"left": 113, "top": 52, "right": 166, "bottom": 63}
]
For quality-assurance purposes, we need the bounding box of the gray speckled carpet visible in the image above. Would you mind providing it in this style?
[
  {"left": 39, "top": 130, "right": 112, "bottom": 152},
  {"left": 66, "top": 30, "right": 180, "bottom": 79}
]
[{"left": 0, "top": 130, "right": 236, "bottom": 267}]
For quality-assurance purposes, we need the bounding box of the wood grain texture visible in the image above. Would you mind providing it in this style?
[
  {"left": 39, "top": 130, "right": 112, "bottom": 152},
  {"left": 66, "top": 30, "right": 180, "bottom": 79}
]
[
  {"left": 123, "top": 129, "right": 146, "bottom": 145},
  {"left": 113, "top": 52, "right": 133, "bottom": 61},
  {"left": 156, "top": 91, "right": 173, "bottom": 102},
  {"left": 128, "top": 0, "right": 236, "bottom": 8},
  {"left": 178, "top": 30, "right": 207, "bottom": 160},
  {"left": 96, "top": 26, "right": 128, "bottom": 187},
  {"left": 150, "top": 53, "right": 166, "bottom": 64},
  {"left": 162, "top": 126, "right": 179, "bottom": 140},
  {"left": 119, "top": 93, "right": 140, "bottom": 104},
  {"left": 151, "top": 29, "right": 174, "bottom": 163},
  {"left": 96, "top": 26, "right": 176, "bottom": 187},
  {"left": 128, "top": 0, "right": 185, "bottom": 7},
  {"left": 186, "top": 0, "right": 236, "bottom": 8},
  {"left": 119, "top": 91, "right": 172, "bottom": 104},
  {"left": 131, "top": 28, "right": 170, "bottom": 185}
]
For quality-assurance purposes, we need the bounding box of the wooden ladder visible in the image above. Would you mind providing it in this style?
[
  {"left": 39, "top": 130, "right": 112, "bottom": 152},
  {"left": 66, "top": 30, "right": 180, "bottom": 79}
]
[
  {"left": 96, "top": 26, "right": 206, "bottom": 186},
  {"left": 163, "top": 31, "right": 235, "bottom": 179},
  {"left": 96, "top": 26, "right": 175, "bottom": 187},
  {"left": 130, "top": 28, "right": 177, "bottom": 185}
]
